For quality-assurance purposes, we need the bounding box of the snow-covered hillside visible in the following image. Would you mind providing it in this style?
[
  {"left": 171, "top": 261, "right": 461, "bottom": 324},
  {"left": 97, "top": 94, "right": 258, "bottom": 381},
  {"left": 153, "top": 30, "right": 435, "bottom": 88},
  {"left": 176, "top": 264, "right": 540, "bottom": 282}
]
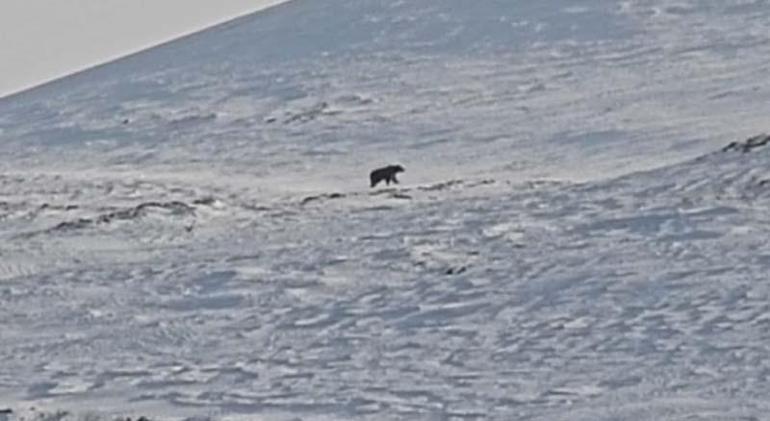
[{"left": 2, "top": 0, "right": 770, "bottom": 420}]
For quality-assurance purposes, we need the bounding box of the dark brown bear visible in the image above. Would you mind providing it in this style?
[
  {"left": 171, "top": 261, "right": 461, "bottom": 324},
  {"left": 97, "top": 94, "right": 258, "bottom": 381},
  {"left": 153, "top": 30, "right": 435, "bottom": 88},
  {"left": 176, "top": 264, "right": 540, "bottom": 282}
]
[{"left": 370, "top": 165, "right": 405, "bottom": 187}]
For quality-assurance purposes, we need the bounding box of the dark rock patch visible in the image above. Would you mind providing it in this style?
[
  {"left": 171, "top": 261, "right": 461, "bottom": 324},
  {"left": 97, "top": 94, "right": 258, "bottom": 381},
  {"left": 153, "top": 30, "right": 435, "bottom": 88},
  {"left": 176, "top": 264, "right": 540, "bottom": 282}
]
[
  {"left": 445, "top": 266, "right": 468, "bottom": 275},
  {"left": 51, "top": 218, "right": 92, "bottom": 232},
  {"left": 723, "top": 133, "right": 770, "bottom": 153},
  {"left": 192, "top": 197, "right": 217, "bottom": 206},
  {"left": 419, "top": 180, "right": 464, "bottom": 191},
  {"left": 95, "top": 201, "right": 194, "bottom": 224},
  {"left": 283, "top": 102, "right": 339, "bottom": 124},
  {"left": 43, "top": 201, "right": 196, "bottom": 235},
  {"left": 38, "top": 203, "right": 79, "bottom": 211},
  {"left": 301, "top": 192, "right": 345, "bottom": 205}
]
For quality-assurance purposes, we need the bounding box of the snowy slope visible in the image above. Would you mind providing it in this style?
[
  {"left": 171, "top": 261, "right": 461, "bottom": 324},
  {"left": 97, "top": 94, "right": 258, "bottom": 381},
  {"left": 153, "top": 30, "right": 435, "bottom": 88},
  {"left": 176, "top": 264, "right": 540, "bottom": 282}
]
[{"left": 2, "top": 0, "right": 770, "bottom": 420}]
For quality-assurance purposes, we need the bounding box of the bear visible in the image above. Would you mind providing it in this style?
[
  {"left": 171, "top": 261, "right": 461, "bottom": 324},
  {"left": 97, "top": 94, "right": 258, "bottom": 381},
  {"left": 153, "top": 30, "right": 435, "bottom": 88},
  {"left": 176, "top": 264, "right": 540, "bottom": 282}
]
[{"left": 370, "top": 165, "right": 405, "bottom": 188}]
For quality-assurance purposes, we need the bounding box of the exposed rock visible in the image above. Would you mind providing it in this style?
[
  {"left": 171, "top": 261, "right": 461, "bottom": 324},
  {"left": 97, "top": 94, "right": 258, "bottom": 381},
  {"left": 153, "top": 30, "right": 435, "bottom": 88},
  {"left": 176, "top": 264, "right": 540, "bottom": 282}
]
[
  {"left": 95, "top": 201, "right": 194, "bottom": 224},
  {"left": 722, "top": 133, "right": 770, "bottom": 153},
  {"left": 419, "top": 180, "right": 464, "bottom": 191},
  {"left": 445, "top": 266, "right": 468, "bottom": 275},
  {"left": 192, "top": 197, "right": 217, "bottom": 206},
  {"left": 301, "top": 192, "right": 345, "bottom": 205},
  {"left": 51, "top": 218, "right": 92, "bottom": 232},
  {"left": 284, "top": 102, "right": 336, "bottom": 124},
  {"left": 41, "top": 201, "right": 196, "bottom": 235}
]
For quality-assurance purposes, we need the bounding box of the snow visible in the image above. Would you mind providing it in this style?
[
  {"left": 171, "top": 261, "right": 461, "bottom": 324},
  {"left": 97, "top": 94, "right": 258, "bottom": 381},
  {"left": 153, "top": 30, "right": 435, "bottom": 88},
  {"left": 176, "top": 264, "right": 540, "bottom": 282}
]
[{"left": 2, "top": 0, "right": 770, "bottom": 419}]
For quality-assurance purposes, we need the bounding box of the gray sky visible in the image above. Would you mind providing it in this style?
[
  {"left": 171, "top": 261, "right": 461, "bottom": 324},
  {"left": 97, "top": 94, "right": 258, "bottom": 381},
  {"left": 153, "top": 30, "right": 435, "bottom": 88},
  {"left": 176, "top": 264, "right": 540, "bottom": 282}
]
[{"left": 0, "top": 0, "right": 289, "bottom": 98}]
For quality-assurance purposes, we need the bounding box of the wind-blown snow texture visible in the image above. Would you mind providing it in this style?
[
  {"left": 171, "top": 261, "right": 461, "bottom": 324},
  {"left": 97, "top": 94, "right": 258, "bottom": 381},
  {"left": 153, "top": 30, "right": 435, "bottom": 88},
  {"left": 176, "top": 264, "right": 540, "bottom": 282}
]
[{"left": 2, "top": 0, "right": 770, "bottom": 420}]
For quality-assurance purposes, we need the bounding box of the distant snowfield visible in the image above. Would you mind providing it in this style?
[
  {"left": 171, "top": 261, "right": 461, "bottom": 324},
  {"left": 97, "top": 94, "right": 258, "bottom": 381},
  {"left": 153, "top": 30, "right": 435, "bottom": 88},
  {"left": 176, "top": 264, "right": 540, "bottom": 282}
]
[
  {"left": 0, "top": 0, "right": 292, "bottom": 98},
  {"left": 2, "top": 1, "right": 770, "bottom": 420}
]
